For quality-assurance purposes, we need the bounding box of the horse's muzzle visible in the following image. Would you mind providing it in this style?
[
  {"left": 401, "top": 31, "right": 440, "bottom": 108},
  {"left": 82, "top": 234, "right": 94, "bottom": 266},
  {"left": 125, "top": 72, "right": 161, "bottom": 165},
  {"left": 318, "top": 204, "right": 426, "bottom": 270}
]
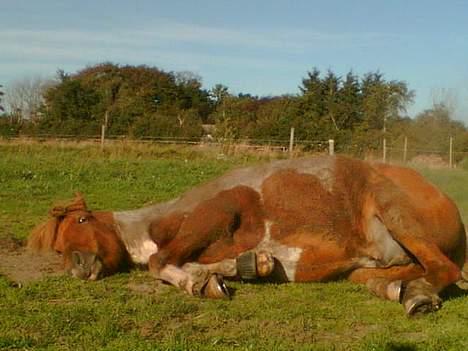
[{"left": 69, "top": 251, "right": 103, "bottom": 281}]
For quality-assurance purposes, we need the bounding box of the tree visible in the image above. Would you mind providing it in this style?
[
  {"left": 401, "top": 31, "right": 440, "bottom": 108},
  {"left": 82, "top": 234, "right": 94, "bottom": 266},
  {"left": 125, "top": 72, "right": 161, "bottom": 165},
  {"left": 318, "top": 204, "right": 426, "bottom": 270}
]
[
  {"left": 0, "top": 84, "right": 4, "bottom": 113},
  {"left": 360, "top": 72, "right": 414, "bottom": 131},
  {"left": 212, "top": 94, "right": 262, "bottom": 140},
  {"left": 321, "top": 70, "right": 341, "bottom": 130},
  {"left": 210, "top": 84, "right": 230, "bottom": 106},
  {"left": 4, "top": 76, "right": 52, "bottom": 122},
  {"left": 299, "top": 67, "right": 325, "bottom": 118},
  {"left": 251, "top": 96, "right": 302, "bottom": 141},
  {"left": 409, "top": 103, "right": 467, "bottom": 153},
  {"left": 39, "top": 63, "right": 211, "bottom": 137},
  {"left": 40, "top": 78, "right": 101, "bottom": 135},
  {"left": 173, "top": 71, "right": 212, "bottom": 123},
  {"left": 336, "top": 71, "right": 362, "bottom": 130}
]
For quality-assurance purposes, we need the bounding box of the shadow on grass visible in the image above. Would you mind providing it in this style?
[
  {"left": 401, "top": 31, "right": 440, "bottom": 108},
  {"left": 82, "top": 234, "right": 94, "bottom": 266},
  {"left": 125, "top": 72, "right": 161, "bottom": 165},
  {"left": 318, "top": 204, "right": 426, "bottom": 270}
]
[
  {"left": 384, "top": 342, "right": 418, "bottom": 351},
  {"left": 440, "top": 283, "right": 468, "bottom": 300}
]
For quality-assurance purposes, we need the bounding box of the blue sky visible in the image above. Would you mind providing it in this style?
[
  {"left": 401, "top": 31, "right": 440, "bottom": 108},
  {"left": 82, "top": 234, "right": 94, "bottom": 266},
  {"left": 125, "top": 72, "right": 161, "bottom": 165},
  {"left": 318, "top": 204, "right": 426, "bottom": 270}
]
[{"left": 1, "top": 0, "right": 468, "bottom": 122}]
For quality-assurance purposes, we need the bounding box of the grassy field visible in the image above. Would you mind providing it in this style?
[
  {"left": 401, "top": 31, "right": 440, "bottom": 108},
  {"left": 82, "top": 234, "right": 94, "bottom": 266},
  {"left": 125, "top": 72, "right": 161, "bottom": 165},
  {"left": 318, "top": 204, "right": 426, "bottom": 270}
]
[{"left": 1, "top": 142, "right": 468, "bottom": 351}]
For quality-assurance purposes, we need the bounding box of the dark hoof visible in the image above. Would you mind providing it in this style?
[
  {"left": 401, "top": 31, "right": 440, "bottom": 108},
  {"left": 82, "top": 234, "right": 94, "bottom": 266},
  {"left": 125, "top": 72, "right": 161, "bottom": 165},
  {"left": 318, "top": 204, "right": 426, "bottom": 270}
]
[
  {"left": 404, "top": 294, "right": 442, "bottom": 316},
  {"left": 236, "top": 251, "right": 257, "bottom": 280},
  {"left": 201, "top": 274, "right": 230, "bottom": 299}
]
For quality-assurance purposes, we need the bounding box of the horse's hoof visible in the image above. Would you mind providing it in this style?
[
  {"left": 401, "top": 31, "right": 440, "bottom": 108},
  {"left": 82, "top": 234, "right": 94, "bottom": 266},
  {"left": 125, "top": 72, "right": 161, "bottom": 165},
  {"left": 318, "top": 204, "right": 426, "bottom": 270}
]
[
  {"left": 256, "top": 251, "right": 275, "bottom": 277},
  {"left": 201, "top": 274, "right": 230, "bottom": 299},
  {"left": 404, "top": 294, "right": 442, "bottom": 316},
  {"left": 236, "top": 251, "right": 275, "bottom": 279},
  {"left": 237, "top": 251, "right": 257, "bottom": 280}
]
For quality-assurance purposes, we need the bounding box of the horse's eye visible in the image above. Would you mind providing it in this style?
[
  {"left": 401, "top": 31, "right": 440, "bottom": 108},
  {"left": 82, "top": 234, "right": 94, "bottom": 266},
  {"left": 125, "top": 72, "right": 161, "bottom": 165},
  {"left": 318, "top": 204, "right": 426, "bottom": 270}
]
[{"left": 78, "top": 216, "right": 88, "bottom": 224}]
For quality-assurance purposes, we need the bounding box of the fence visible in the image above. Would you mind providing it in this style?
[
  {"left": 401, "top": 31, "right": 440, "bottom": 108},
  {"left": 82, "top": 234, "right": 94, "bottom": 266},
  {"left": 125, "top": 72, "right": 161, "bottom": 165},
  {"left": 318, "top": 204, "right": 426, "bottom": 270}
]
[
  {"left": 384, "top": 136, "right": 468, "bottom": 169},
  {"left": 2, "top": 130, "right": 467, "bottom": 169}
]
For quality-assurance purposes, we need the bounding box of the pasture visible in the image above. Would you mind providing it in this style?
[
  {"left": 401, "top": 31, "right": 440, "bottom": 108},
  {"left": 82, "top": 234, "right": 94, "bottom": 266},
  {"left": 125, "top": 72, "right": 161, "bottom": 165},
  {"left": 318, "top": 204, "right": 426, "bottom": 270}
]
[{"left": 1, "top": 141, "right": 468, "bottom": 351}]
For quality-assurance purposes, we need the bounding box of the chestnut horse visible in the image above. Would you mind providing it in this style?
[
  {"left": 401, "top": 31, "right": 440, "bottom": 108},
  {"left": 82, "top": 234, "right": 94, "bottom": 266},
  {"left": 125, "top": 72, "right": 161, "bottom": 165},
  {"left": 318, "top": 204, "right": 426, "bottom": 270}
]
[{"left": 28, "top": 155, "right": 468, "bottom": 315}]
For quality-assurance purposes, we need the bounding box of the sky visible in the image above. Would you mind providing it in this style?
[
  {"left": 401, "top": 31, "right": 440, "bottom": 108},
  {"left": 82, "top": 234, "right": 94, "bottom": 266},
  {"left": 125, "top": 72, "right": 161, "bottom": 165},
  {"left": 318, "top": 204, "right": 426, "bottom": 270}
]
[{"left": 1, "top": 0, "right": 468, "bottom": 122}]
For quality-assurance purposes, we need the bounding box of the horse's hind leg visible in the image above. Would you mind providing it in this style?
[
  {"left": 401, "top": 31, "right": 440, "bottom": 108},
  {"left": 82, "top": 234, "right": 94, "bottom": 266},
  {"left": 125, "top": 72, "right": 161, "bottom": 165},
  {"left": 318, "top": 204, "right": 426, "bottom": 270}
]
[
  {"left": 369, "top": 191, "right": 462, "bottom": 314},
  {"left": 383, "top": 236, "right": 460, "bottom": 314},
  {"left": 349, "top": 264, "right": 447, "bottom": 315}
]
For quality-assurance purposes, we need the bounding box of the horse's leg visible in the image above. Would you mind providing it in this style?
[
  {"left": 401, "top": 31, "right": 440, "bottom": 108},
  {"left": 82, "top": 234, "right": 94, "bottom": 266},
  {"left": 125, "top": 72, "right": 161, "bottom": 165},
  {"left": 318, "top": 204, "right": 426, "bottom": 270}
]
[
  {"left": 149, "top": 254, "right": 229, "bottom": 298},
  {"left": 182, "top": 259, "right": 237, "bottom": 280},
  {"left": 150, "top": 252, "right": 274, "bottom": 298},
  {"left": 286, "top": 232, "right": 382, "bottom": 282},
  {"left": 348, "top": 264, "right": 445, "bottom": 315},
  {"left": 182, "top": 251, "right": 275, "bottom": 281},
  {"left": 148, "top": 186, "right": 264, "bottom": 297},
  {"left": 369, "top": 189, "right": 462, "bottom": 314}
]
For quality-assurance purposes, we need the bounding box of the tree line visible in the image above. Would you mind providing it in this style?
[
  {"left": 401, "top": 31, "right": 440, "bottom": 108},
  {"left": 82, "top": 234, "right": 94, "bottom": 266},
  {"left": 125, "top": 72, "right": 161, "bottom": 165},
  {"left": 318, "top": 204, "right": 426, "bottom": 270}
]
[{"left": 1, "top": 62, "right": 467, "bottom": 156}]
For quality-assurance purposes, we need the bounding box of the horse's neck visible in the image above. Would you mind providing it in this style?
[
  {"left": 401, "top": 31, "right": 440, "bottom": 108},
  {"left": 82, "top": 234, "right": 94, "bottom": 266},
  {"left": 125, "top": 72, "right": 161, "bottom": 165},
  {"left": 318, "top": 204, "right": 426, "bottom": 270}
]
[{"left": 111, "top": 200, "right": 176, "bottom": 264}]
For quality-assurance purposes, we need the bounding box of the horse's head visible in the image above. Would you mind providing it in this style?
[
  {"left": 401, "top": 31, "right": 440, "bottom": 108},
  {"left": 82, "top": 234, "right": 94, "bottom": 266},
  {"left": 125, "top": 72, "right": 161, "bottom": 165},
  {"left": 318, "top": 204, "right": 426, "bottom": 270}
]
[{"left": 28, "top": 193, "right": 129, "bottom": 280}]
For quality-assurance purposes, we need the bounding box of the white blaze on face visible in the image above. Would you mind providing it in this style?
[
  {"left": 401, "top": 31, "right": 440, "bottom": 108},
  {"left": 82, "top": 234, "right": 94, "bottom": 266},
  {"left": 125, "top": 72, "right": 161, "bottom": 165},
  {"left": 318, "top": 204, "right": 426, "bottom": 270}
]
[
  {"left": 127, "top": 238, "right": 159, "bottom": 265},
  {"left": 257, "top": 221, "right": 303, "bottom": 282}
]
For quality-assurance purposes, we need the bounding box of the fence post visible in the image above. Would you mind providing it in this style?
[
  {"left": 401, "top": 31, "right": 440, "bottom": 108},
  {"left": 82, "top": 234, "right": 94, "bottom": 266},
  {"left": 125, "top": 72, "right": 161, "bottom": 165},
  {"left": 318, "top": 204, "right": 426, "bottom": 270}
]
[
  {"left": 328, "top": 139, "right": 334, "bottom": 156},
  {"left": 382, "top": 137, "right": 387, "bottom": 163},
  {"left": 403, "top": 136, "right": 408, "bottom": 163},
  {"left": 101, "top": 111, "right": 108, "bottom": 151},
  {"left": 449, "top": 136, "right": 453, "bottom": 168},
  {"left": 289, "top": 127, "right": 295, "bottom": 156}
]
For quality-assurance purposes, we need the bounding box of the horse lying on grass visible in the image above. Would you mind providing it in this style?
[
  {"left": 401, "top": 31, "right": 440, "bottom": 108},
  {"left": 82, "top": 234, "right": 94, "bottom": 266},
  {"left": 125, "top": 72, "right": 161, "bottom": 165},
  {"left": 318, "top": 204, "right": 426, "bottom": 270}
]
[{"left": 28, "top": 155, "right": 468, "bottom": 315}]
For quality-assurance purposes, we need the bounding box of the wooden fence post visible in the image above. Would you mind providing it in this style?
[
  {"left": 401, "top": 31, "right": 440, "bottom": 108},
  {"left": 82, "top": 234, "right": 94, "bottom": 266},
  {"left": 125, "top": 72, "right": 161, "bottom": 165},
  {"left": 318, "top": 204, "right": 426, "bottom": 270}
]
[
  {"left": 289, "top": 127, "right": 295, "bottom": 156},
  {"left": 449, "top": 136, "right": 453, "bottom": 168},
  {"left": 101, "top": 111, "right": 108, "bottom": 151},
  {"left": 403, "top": 136, "right": 408, "bottom": 163},
  {"left": 382, "top": 137, "right": 387, "bottom": 163},
  {"left": 328, "top": 139, "right": 334, "bottom": 156}
]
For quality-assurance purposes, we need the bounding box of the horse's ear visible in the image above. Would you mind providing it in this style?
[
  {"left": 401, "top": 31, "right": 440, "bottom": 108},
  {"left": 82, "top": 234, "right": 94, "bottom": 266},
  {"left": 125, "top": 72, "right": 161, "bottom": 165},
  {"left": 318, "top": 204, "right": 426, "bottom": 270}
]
[
  {"left": 27, "top": 217, "right": 60, "bottom": 252},
  {"left": 73, "top": 192, "right": 87, "bottom": 211}
]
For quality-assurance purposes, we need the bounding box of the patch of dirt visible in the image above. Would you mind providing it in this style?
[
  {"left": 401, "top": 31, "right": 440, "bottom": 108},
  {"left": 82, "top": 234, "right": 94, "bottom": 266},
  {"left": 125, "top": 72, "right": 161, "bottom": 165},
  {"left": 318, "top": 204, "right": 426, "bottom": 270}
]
[{"left": 0, "top": 236, "right": 63, "bottom": 285}]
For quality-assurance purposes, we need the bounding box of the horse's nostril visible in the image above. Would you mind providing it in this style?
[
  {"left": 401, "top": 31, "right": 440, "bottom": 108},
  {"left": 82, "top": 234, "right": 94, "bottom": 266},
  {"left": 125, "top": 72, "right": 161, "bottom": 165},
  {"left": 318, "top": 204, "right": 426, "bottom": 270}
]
[
  {"left": 72, "top": 251, "right": 83, "bottom": 266},
  {"left": 68, "top": 251, "right": 101, "bottom": 280}
]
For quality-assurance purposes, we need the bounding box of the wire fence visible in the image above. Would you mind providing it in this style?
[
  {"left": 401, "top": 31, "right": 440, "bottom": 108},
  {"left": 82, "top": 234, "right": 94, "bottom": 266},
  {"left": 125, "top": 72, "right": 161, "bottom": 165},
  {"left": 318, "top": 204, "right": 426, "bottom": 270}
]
[{"left": 2, "top": 133, "right": 468, "bottom": 168}]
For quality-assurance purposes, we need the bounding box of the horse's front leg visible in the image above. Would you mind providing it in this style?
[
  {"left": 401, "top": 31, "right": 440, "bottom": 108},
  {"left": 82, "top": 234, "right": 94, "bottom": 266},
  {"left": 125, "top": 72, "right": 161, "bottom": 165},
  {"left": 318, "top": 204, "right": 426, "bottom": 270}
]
[
  {"left": 149, "top": 251, "right": 275, "bottom": 298},
  {"left": 147, "top": 186, "right": 272, "bottom": 298},
  {"left": 148, "top": 256, "right": 230, "bottom": 298}
]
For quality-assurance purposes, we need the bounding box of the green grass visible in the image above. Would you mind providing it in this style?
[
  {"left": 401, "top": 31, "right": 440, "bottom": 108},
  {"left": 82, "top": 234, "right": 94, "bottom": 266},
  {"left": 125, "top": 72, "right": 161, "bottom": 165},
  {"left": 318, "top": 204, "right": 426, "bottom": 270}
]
[{"left": 1, "top": 142, "right": 468, "bottom": 350}]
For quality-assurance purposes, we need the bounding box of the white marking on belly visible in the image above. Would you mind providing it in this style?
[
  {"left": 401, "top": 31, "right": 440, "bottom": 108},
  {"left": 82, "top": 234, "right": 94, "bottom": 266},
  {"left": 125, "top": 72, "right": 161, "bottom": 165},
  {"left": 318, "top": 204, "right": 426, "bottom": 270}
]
[
  {"left": 256, "top": 221, "right": 303, "bottom": 282},
  {"left": 127, "top": 239, "right": 159, "bottom": 265}
]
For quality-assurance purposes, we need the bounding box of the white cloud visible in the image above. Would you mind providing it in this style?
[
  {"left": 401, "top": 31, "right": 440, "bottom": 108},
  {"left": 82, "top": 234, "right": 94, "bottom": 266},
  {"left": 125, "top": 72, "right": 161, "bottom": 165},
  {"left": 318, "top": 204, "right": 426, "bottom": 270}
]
[
  {"left": 0, "top": 20, "right": 398, "bottom": 94},
  {"left": 0, "top": 19, "right": 395, "bottom": 63}
]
